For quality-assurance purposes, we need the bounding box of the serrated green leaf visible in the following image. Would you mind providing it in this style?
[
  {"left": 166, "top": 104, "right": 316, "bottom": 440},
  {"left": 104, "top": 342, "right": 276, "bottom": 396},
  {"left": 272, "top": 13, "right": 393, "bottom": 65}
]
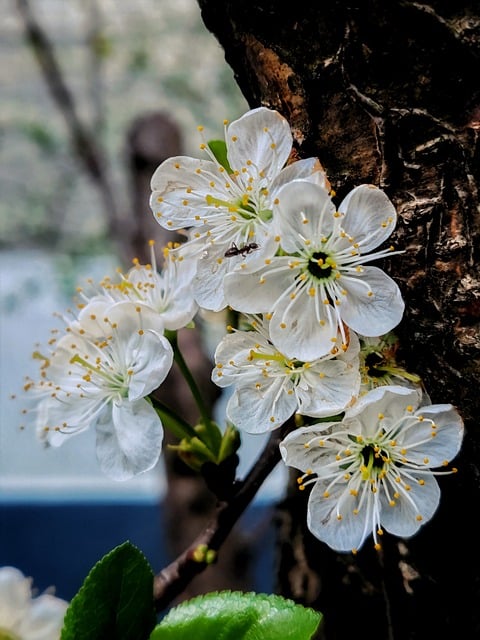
[
  {"left": 61, "top": 541, "right": 156, "bottom": 640},
  {"left": 149, "top": 591, "right": 322, "bottom": 640},
  {"left": 207, "top": 139, "right": 233, "bottom": 173}
]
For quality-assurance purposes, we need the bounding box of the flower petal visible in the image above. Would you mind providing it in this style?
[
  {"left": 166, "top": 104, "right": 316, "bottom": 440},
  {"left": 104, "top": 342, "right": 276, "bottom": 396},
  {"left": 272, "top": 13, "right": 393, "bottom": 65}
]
[
  {"left": 227, "top": 377, "right": 296, "bottom": 433},
  {"left": 126, "top": 330, "right": 173, "bottom": 401},
  {"left": 307, "top": 481, "right": 371, "bottom": 552},
  {"left": 150, "top": 156, "right": 224, "bottom": 228},
  {"left": 212, "top": 330, "right": 266, "bottom": 386},
  {"left": 192, "top": 252, "right": 230, "bottom": 311},
  {"left": 280, "top": 424, "right": 344, "bottom": 472},
  {"left": 405, "top": 404, "right": 464, "bottom": 465},
  {"left": 19, "top": 594, "right": 68, "bottom": 640},
  {"left": 380, "top": 474, "right": 440, "bottom": 537},
  {"left": 274, "top": 180, "right": 335, "bottom": 254},
  {"left": 298, "top": 359, "right": 360, "bottom": 417},
  {"left": 0, "top": 566, "right": 30, "bottom": 628},
  {"left": 269, "top": 293, "right": 337, "bottom": 360},
  {"left": 36, "top": 396, "right": 99, "bottom": 445},
  {"left": 226, "top": 107, "right": 292, "bottom": 178},
  {"left": 340, "top": 266, "right": 405, "bottom": 336},
  {"left": 224, "top": 258, "right": 293, "bottom": 312},
  {"left": 339, "top": 184, "right": 397, "bottom": 253},
  {"left": 345, "top": 385, "right": 421, "bottom": 436},
  {"left": 270, "top": 157, "right": 327, "bottom": 193},
  {"left": 96, "top": 399, "right": 163, "bottom": 480}
]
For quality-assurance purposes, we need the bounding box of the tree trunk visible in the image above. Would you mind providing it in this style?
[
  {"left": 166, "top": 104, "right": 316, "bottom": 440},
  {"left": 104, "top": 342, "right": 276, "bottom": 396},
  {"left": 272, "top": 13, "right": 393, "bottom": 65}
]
[{"left": 195, "top": 1, "right": 480, "bottom": 637}]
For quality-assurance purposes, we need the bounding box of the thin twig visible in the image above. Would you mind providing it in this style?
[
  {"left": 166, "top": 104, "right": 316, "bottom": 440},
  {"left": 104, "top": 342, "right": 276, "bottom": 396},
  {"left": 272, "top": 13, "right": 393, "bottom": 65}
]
[{"left": 153, "top": 419, "right": 293, "bottom": 612}]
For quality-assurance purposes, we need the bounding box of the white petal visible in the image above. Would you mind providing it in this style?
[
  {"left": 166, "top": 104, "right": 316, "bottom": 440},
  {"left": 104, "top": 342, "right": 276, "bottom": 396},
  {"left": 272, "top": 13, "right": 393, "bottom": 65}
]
[
  {"left": 274, "top": 181, "right": 336, "bottom": 254},
  {"left": 126, "top": 259, "right": 199, "bottom": 330},
  {"left": 19, "top": 594, "right": 68, "bottom": 640},
  {"left": 102, "top": 300, "right": 164, "bottom": 340},
  {"left": 224, "top": 259, "right": 293, "bottom": 312},
  {"left": 0, "top": 567, "right": 30, "bottom": 628},
  {"left": 193, "top": 253, "right": 230, "bottom": 311},
  {"left": 380, "top": 474, "right": 440, "bottom": 537},
  {"left": 228, "top": 230, "right": 279, "bottom": 272},
  {"left": 36, "top": 396, "right": 98, "bottom": 446},
  {"left": 126, "top": 330, "right": 173, "bottom": 401},
  {"left": 298, "top": 359, "right": 360, "bottom": 417},
  {"left": 161, "top": 296, "right": 198, "bottom": 331},
  {"left": 96, "top": 399, "right": 163, "bottom": 480},
  {"left": 269, "top": 293, "right": 337, "bottom": 360},
  {"left": 339, "top": 184, "right": 397, "bottom": 252},
  {"left": 270, "top": 157, "right": 327, "bottom": 193},
  {"left": 227, "top": 377, "right": 296, "bottom": 433},
  {"left": 345, "top": 385, "right": 420, "bottom": 428},
  {"left": 340, "top": 266, "right": 405, "bottom": 336},
  {"left": 212, "top": 331, "right": 266, "bottom": 386},
  {"left": 307, "top": 482, "right": 372, "bottom": 552},
  {"left": 77, "top": 296, "right": 116, "bottom": 336},
  {"left": 403, "top": 404, "right": 464, "bottom": 465},
  {"left": 150, "top": 156, "right": 225, "bottom": 228},
  {"left": 280, "top": 424, "right": 342, "bottom": 471},
  {"left": 226, "top": 107, "right": 292, "bottom": 177}
]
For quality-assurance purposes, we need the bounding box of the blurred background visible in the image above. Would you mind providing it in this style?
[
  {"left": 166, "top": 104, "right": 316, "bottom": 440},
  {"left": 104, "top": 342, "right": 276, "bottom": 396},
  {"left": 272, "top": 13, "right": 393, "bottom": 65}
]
[{"left": 0, "top": 0, "right": 286, "bottom": 604}]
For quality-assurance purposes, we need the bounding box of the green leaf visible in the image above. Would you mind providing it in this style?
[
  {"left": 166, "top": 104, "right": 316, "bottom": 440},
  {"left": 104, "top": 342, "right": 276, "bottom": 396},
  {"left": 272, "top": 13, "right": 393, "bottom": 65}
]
[
  {"left": 207, "top": 139, "right": 233, "bottom": 173},
  {"left": 61, "top": 541, "right": 156, "bottom": 640},
  {"left": 149, "top": 591, "right": 322, "bottom": 640}
]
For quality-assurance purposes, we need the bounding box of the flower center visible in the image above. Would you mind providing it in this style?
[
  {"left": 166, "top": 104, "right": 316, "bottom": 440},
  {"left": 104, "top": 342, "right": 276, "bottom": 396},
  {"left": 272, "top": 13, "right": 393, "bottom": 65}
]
[
  {"left": 360, "top": 442, "right": 389, "bottom": 479},
  {"left": 70, "top": 352, "right": 130, "bottom": 397},
  {"left": 364, "top": 351, "right": 386, "bottom": 378},
  {"left": 307, "top": 251, "right": 336, "bottom": 280},
  {"left": 206, "top": 191, "right": 272, "bottom": 223}
]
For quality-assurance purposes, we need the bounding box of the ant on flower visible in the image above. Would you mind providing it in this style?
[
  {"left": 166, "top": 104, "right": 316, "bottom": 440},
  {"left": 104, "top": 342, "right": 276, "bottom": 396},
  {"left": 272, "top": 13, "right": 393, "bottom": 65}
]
[{"left": 224, "top": 242, "right": 259, "bottom": 258}]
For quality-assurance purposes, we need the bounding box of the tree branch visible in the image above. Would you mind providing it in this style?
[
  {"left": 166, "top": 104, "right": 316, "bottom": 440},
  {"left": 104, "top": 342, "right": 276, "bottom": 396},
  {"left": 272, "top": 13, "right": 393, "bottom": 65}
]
[{"left": 153, "top": 419, "right": 292, "bottom": 612}]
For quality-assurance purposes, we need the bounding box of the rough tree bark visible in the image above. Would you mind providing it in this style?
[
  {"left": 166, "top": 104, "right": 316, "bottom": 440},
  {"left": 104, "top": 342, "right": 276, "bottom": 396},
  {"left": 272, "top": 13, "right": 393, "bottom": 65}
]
[{"left": 195, "top": 1, "right": 480, "bottom": 638}]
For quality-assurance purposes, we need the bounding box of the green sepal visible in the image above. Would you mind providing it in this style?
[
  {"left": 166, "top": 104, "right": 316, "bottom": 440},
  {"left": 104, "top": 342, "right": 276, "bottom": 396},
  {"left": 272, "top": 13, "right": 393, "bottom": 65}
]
[
  {"left": 207, "top": 139, "right": 233, "bottom": 173},
  {"left": 169, "top": 422, "right": 240, "bottom": 474},
  {"left": 169, "top": 435, "right": 217, "bottom": 471},
  {"left": 60, "top": 541, "right": 156, "bottom": 640},
  {"left": 149, "top": 591, "right": 322, "bottom": 640}
]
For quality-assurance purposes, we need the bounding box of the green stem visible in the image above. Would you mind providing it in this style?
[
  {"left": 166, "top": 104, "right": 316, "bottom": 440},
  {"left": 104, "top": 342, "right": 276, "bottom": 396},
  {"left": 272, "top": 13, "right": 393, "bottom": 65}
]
[
  {"left": 150, "top": 396, "right": 198, "bottom": 441},
  {"left": 169, "top": 332, "right": 212, "bottom": 428}
]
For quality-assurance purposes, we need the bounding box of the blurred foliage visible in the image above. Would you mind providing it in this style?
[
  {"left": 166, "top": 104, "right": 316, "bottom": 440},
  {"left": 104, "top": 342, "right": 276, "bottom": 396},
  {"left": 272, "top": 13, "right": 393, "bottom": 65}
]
[{"left": 1, "top": 0, "right": 248, "bottom": 256}]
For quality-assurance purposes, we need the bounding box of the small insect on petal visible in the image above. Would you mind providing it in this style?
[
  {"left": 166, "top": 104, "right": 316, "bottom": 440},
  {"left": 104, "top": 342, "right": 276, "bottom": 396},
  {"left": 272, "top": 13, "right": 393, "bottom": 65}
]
[{"left": 224, "top": 242, "right": 260, "bottom": 258}]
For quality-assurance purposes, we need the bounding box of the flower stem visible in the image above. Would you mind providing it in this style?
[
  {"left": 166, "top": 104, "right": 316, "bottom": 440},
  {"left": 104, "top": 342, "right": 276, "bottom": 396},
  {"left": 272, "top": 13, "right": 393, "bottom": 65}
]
[
  {"left": 150, "top": 396, "right": 198, "bottom": 441},
  {"left": 153, "top": 416, "right": 294, "bottom": 611},
  {"left": 169, "top": 332, "right": 212, "bottom": 425}
]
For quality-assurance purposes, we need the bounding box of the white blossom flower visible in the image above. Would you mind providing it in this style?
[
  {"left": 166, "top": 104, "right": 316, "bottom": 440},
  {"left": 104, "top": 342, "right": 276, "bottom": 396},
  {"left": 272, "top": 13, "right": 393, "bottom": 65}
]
[
  {"left": 0, "top": 566, "right": 67, "bottom": 640},
  {"left": 94, "top": 241, "right": 198, "bottom": 331},
  {"left": 212, "top": 317, "right": 361, "bottom": 433},
  {"left": 25, "top": 300, "right": 173, "bottom": 480},
  {"left": 280, "top": 385, "right": 464, "bottom": 553},
  {"left": 150, "top": 107, "right": 327, "bottom": 311},
  {"left": 224, "top": 180, "right": 405, "bottom": 361}
]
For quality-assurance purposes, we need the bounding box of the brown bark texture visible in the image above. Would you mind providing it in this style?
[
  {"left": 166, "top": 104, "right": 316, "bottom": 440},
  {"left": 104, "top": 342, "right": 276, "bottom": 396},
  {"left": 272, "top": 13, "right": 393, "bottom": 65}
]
[{"left": 195, "top": 1, "right": 480, "bottom": 638}]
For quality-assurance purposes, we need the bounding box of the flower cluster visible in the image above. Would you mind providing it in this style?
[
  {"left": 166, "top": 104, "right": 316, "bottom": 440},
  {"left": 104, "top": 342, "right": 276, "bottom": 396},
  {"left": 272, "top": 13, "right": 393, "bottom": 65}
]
[
  {"left": 21, "top": 243, "right": 197, "bottom": 480},
  {"left": 148, "top": 106, "right": 463, "bottom": 551},
  {"left": 23, "top": 106, "right": 463, "bottom": 553}
]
